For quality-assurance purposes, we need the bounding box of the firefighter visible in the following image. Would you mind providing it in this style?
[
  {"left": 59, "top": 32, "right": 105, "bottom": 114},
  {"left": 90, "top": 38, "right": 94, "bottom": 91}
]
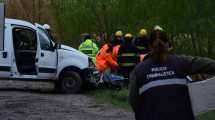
[
  {"left": 117, "top": 33, "right": 139, "bottom": 80},
  {"left": 134, "top": 28, "right": 149, "bottom": 55},
  {"left": 112, "top": 30, "right": 124, "bottom": 46},
  {"left": 129, "top": 28, "right": 215, "bottom": 120},
  {"left": 108, "top": 30, "right": 124, "bottom": 61},
  {"left": 79, "top": 34, "right": 98, "bottom": 64}
]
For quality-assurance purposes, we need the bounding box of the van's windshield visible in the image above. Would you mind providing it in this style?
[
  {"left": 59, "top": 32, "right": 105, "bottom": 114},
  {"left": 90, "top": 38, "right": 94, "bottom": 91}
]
[{"left": 37, "top": 27, "right": 55, "bottom": 45}]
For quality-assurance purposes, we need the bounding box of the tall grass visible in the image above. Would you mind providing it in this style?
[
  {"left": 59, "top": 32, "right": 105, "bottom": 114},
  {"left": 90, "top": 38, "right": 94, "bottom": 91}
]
[{"left": 89, "top": 88, "right": 131, "bottom": 110}]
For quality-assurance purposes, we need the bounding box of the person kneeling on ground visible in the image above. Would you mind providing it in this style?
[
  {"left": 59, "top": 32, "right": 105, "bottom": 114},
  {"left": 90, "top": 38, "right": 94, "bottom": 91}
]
[{"left": 96, "top": 42, "right": 118, "bottom": 84}]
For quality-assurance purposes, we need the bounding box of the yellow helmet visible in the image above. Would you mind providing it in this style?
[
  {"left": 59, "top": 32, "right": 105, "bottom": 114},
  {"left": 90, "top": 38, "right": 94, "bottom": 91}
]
[
  {"left": 115, "top": 30, "right": 123, "bottom": 37},
  {"left": 124, "top": 33, "right": 133, "bottom": 39},
  {"left": 81, "top": 33, "right": 89, "bottom": 37},
  {"left": 139, "top": 29, "right": 147, "bottom": 37}
]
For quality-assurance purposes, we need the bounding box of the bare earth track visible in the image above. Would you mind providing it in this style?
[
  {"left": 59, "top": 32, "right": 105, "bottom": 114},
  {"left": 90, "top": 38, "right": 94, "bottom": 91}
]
[{"left": 0, "top": 81, "right": 134, "bottom": 120}]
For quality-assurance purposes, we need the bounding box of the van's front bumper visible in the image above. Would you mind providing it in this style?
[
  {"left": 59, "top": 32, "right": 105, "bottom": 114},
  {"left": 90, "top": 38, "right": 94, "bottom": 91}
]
[{"left": 82, "top": 67, "right": 99, "bottom": 86}]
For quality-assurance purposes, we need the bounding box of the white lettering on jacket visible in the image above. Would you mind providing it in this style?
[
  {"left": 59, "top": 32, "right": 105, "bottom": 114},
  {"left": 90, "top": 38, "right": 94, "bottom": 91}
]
[{"left": 147, "top": 67, "right": 175, "bottom": 79}]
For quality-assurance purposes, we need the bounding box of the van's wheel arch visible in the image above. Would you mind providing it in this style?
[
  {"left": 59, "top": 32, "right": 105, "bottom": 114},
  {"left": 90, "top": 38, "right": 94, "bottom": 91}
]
[{"left": 55, "top": 70, "right": 83, "bottom": 94}]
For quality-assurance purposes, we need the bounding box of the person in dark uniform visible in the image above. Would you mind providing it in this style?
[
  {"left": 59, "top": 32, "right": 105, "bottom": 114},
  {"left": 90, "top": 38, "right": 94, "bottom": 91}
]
[
  {"left": 134, "top": 29, "right": 150, "bottom": 54},
  {"left": 117, "top": 33, "right": 140, "bottom": 79},
  {"left": 129, "top": 28, "right": 215, "bottom": 120},
  {"left": 111, "top": 30, "right": 124, "bottom": 46}
]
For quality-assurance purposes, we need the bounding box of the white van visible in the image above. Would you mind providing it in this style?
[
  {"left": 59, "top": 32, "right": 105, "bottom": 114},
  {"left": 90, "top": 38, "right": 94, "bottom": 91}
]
[{"left": 0, "top": 18, "right": 95, "bottom": 93}]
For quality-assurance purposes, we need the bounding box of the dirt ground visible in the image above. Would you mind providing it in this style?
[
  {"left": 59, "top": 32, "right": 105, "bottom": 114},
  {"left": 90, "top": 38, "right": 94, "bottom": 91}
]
[{"left": 0, "top": 80, "right": 134, "bottom": 120}]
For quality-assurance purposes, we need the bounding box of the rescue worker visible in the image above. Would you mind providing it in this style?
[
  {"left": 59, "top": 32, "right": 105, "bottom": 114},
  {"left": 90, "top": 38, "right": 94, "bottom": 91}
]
[
  {"left": 129, "top": 28, "right": 215, "bottom": 120},
  {"left": 79, "top": 34, "right": 98, "bottom": 64},
  {"left": 96, "top": 43, "right": 118, "bottom": 83},
  {"left": 110, "top": 30, "right": 124, "bottom": 61},
  {"left": 43, "top": 24, "right": 55, "bottom": 41},
  {"left": 134, "top": 28, "right": 149, "bottom": 55},
  {"left": 112, "top": 30, "right": 124, "bottom": 46},
  {"left": 43, "top": 24, "right": 51, "bottom": 33},
  {"left": 117, "top": 33, "right": 139, "bottom": 80}
]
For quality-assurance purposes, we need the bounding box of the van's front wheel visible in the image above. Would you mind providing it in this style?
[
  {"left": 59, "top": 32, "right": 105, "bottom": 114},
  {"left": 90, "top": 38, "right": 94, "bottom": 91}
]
[{"left": 56, "top": 71, "right": 83, "bottom": 94}]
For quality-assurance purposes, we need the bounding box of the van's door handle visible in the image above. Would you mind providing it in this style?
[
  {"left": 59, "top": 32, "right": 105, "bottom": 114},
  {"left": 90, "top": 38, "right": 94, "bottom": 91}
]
[
  {"left": 35, "top": 58, "right": 38, "bottom": 62},
  {"left": 41, "top": 52, "right": 44, "bottom": 57},
  {"left": 2, "top": 52, "right": 7, "bottom": 58}
]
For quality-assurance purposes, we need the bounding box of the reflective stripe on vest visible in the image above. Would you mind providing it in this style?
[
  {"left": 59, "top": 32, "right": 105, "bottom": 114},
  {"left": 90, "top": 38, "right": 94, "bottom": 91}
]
[
  {"left": 119, "top": 63, "right": 136, "bottom": 67},
  {"left": 81, "top": 49, "right": 93, "bottom": 56},
  {"left": 119, "top": 53, "right": 137, "bottom": 57},
  {"left": 139, "top": 78, "right": 188, "bottom": 95},
  {"left": 118, "top": 52, "right": 139, "bottom": 67},
  {"left": 118, "top": 52, "right": 138, "bottom": 67},
  {"left": 137, "top": 46, "right": 145, "bottom": 50}
]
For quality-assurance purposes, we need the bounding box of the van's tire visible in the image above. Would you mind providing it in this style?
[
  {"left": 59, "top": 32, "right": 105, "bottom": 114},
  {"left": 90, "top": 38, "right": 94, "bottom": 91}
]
[{"left": 56, "top": 71, "right": 83, "bottom": 94}]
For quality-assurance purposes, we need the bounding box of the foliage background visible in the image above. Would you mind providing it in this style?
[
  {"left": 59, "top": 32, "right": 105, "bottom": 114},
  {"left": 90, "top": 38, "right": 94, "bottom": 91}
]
[
  {"left": 51, "top": 0, "right": 215, "bottom": 58},
  {"left": 0, "top": 0, "right": 61, "bottom": 40},
  {"left": 1, "top": 0, "right": 215, "bottom": 58}
]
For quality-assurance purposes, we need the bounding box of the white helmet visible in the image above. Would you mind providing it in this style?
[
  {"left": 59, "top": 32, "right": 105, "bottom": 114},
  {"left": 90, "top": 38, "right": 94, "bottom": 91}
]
[
  {"left": 154, "top": 25, "right": 164, "bottom": 31},
  {"left": 43, "top": 24, "right": 51, "bottom": 30}
]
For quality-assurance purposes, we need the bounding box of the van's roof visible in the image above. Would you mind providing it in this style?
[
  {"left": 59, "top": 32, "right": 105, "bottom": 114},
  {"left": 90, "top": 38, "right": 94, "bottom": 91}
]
[{"left": 5, "top": 18, "right": 36, "bottom": 29}]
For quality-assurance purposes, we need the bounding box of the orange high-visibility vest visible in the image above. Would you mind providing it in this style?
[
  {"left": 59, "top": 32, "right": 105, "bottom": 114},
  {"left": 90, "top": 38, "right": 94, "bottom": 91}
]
[
  {"left": 112, "top": 45, "right": 120, "bottom": 61},
  {"left": 96, "top": 44, "right": 118, "bottom": 72}
]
